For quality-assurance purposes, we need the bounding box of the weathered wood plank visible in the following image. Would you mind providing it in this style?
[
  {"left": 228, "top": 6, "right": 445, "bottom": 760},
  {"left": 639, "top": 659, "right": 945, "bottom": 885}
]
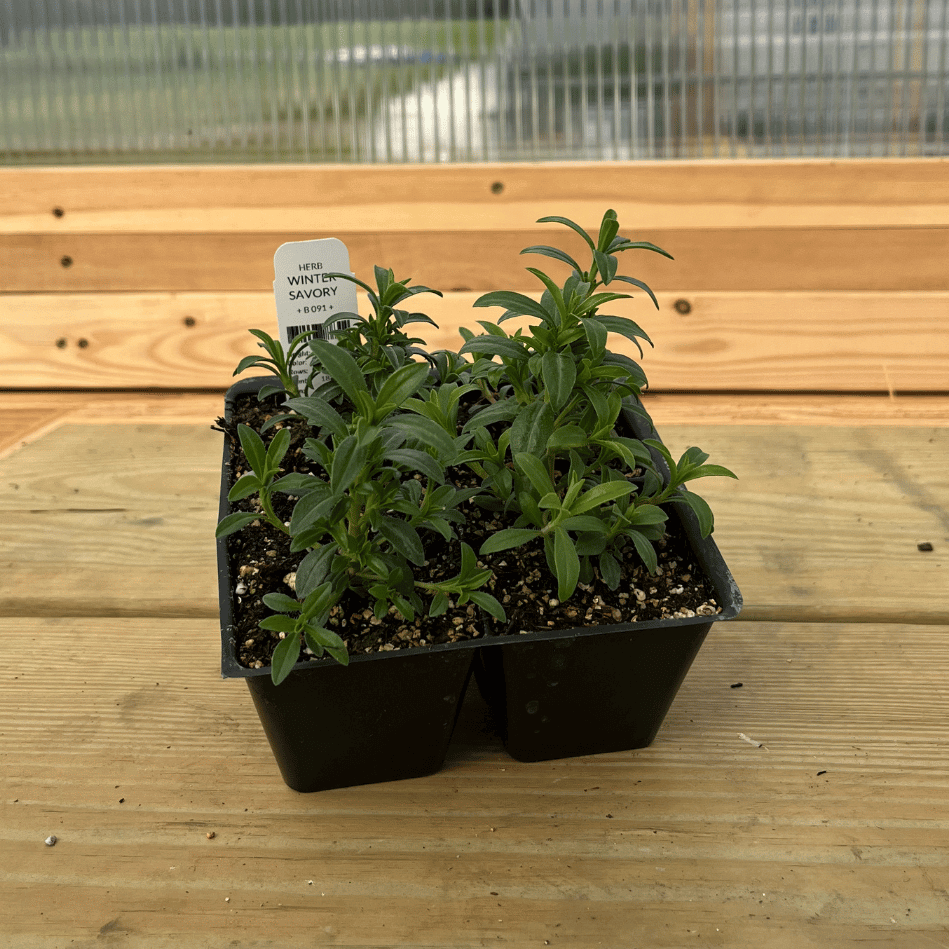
[
  {"left": 2, "top": 619, "right": 949, "bottom": 948},
  {"left": 657, "top": 423, "right": 949, "bottom": 623},
  {"left": 0, "top": 423, "right": 222, "bottom": 617},
  {"left": 3, "top": 159, "right": 948, "bottom": 229},
  {"left": 2, "top": 290, "right": 947, "bottom": 391},
  {"left": 2, "top": 393, "right": 948, "bottom": 468},
  {"left": 0, "top": 420, "right": 946, "bottom": 623},
  {"left": 5, "top": 226, "right": 948, "bottom": 292}
]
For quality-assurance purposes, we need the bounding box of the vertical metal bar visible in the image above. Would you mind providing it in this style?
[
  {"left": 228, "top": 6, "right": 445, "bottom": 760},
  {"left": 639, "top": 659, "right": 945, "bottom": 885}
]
[
  {"left": 764, "top": 0, "right": 775, "bottom": 158},
  {"left": 643, "top": 0, "right": 655, "bottom": 157},
  {"left": 0, "top": 15, "right": 12, "bottom": 161},
  {"left": 916, "top": 0, "right": 931, "bottom": 155},
  {"left": 936, "top": 0, "right": 949, "bottom": 150},
  {"left": 660, "top": 0, "right": 673, "bottom": 158},
  {"left": 445, "top": 0, "right": 458, "bottom": 162},
  {"left": 906, "top": 0, "right": 925, "bottom": 156},
  {"left": 747, "top": 0, "right": 757, "bottom": 156},
  {"left": 678, "top": 0, "right": 689, "bottom": 158},
  {"left": 476, "top": 0, "right": 489, "bottom": 162},
  {"left": 32, "top": 0, "right": 57, "bottom": 159},
  {"left": 694, "top": 0, "right": 705, "bottom": 157}
]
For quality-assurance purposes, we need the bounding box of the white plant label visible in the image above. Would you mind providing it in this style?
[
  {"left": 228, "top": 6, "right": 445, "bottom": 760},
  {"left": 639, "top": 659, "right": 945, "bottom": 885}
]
[{"left": 272, "top": 237, "right": 359, "bottom": 390}]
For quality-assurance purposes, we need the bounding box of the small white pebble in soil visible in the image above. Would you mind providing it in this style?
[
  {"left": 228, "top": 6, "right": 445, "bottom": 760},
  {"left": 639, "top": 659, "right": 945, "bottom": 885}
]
[
  {"left": 548, "top": 598, "right": 559, "bottom": 608},
  {"left": 283, "top": 572, "right": 297, "bottom": 591},
  {"left": 633, "top": 588, "right": 646, "bottom": 602},
  {"left": 235, "top": 581, "right": 247, "bottom": 595},
  {"left": 44, "top": 835, "right": 57, "bottom": 847}
]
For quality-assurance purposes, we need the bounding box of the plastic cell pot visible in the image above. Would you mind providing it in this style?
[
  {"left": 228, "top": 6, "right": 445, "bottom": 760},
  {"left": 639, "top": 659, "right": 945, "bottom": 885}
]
[
  {"left": 217, "top": 375, "right": 480, "bottom": 792},
  {"left": 471, "top": 408, "right": 743, "bottom": 762}
]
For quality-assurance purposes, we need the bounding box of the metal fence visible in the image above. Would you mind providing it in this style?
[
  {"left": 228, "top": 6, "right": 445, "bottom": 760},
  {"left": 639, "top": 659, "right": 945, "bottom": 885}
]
[{"left": 1, "top": 0, "right": 947, "bottom": 164}]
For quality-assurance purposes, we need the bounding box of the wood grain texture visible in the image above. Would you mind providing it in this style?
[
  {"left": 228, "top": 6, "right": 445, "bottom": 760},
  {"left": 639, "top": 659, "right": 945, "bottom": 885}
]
[
  {"left": 0, "top": 419, "right": 946, "bottom": 623},
  {"left": 2, "top": 290, "right": 947, "bottom": 391},
  {"left": 657, "top": 423, "right": 949, "bottom": 623},
  {"left": 5, "top": 226, "right": 948, "bottom": 292},
  {"left": 3, "top": 159, "right": 948, "bottom": 230},
  {"left": 2, "top": 619, "right": 949, "bottom": 948},
  {"left": 2, "top": 393, "right": 948, "bottom": 467}
]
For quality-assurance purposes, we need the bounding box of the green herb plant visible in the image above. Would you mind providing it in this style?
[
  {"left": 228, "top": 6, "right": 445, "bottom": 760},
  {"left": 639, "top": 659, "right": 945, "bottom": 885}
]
[
  {"left": 454, "top": 209, "right": 736, "bottom": 601},
  {"left": 218, "top": 209, "right": 735, "bottom": 685}
]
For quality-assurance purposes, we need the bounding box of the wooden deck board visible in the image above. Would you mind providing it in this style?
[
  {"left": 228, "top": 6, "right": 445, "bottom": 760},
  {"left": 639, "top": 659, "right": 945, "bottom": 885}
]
[
  {"left": 2, "top": 290, "right": 947, "bottom": 392},
  {"left": 4, "top": 159, "right": 948, "bottom": 229},
  {"left": 6, "top": 226, "right": 949, "bottom": 293},
  {"left": 0, "top": 413, "right": 945, "bottom": 622},
  {"left": 3, "top": 619, "right": 949, "bottom": 948}
]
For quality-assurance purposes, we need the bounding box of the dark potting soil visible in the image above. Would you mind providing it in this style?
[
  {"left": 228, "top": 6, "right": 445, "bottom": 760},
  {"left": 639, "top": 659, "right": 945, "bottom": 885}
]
[{"left": 215, "top": 391, "right": 722, "bottom": 671}]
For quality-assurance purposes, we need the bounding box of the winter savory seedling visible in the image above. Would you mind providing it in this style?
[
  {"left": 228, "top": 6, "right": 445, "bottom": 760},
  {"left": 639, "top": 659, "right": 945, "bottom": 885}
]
[{"left": 218, "top": 209, "right": 736, "bottom": 684}]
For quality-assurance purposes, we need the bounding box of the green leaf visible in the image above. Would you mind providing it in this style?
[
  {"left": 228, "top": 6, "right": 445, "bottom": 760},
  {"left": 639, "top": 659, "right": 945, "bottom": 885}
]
[
  {"left": 266, "top": 427, "right": 291, "bottom": 469},
  {"left": 378, "top": 516, "right": 426, "bottom": 566},
  {"left": 429, "top": 592, "right": 450, "bottom": 617},
  {"left": 304, "top": 624, "right": 348, "bottom": 656},
  {"left": 541, "top": 351, "right": 577, "bottom": 412},
  {"left": 612, "top": 239, "right": 674, "bottom": 260},
  {"left": 233, "top": 354, "right": 270, "bottom": 374},
  {"left": 479, "top": 528, "right": 539, "bottom": 555},
  {"left": 519, "top": 244, "right": 583, "bottom": 272},
  {"left": 258, "top": 614, "right": 300, "bottom": 634},
  {"left": 625, "top": 504, "right": 669, "bottom": 527},
  {"left": 472, "top": 291, "right": 552, "bottom": 322},
  {"left": 462, "top": 398, "right": 518, "bottom": 431},
  {"left": 227, "top": 472, "right": 261, "bottom": 502},
  {"left": 628, "top": 530, "right": 659, "bottom": 574},
  {"left": 526, "top": 268, "right": 568, "bottom": 323},
  {"left": 272, "top": 472, "right": 323, "bottom": 495},
  {"left": 582, "top": 318, "right": 608, "bottom": 361},
  {"left": 214, "top": 511, "right": 260, "bottom": 538},
  {"left": 295, "top": 544, "right": 337, "bottom": 598},
  {"left": 677, "top": 464, "right": 739, "bottom": 484},
  {"left": 283, "top": 396, "right": 347, "bottom": 440},
  {"left": 270, "top": 632, "right": 302, "bottom": 685},
  {"left": 514, "top": 452, "right": 555, "bottom": 496},
  {"left": 385, "top": 448, "right": 445, "bottom": 483},
  {"left": 553, "top": 527, "right": 581, "bottom": 601},
  {"left": 597, "top": 212, "right": 620, "bottom": 252},
  {"left": 262, "top": 592, "right": 302, "bottom": 613},
  {"left": 375, "top": 361, "right": 430, "bottom": 410},
  {"left": 288, "top": 488, "right": 335, "bottom": 535},
  {"left": 458, "top": 333, "right": 530, "bottom": 363},
  {"left": 536, "top": 215, "right": 596, "bottom": 252},
  {"left": 570, "top": 480, "right": 634, "bottom": 515},
  {"left": 237, "top": 424, "right": 267, "bottom": 477},
  {"left": 676, "top": 489, "right": 715, "bottom": 537},
  {"left": 546, "top": 424, "right": 587, "bottom": 452},
  {"left": 385, "top": 414, "right": 457, "bottom": 461},
  {"left": 309, "top": 338, "right": 368, "bottom": 405},
  {"left": 510, "top": 401, "right": 555, "bottom": 457},
  {"left": 330, "top": 435, "right": 367, "bottom": 497},
  {"left": 592, "top": 315, "right": 653, "bottom": 356},
  {"left": 612, "top": 274, "right": 660, "bottom": 309},
  {"left": 469, "top": 591, "right": 507, "bottom": 623},
  {"left": 599, "top": 551, "right": 621, "bottom": 590},
  {"left": 594, "top": 249, "right": 614, "bottom": 286},
  {"left": 538, "top": 491, "right": 561, "bottom": 511},
  {"left": 560, "top": 514, "right": 610, "bottom": 533}
]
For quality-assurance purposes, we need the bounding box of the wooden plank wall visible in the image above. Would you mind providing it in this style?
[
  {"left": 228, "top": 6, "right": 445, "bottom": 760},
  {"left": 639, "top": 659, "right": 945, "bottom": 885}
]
[{"left": 2, "top": 159, "right": 948, "bottom": 394}]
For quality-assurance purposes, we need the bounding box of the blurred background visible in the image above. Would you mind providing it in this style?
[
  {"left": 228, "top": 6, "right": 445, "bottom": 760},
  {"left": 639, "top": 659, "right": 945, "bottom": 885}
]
[{"left": 1, "top": 0, "right": 947, "bottom": 165}]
